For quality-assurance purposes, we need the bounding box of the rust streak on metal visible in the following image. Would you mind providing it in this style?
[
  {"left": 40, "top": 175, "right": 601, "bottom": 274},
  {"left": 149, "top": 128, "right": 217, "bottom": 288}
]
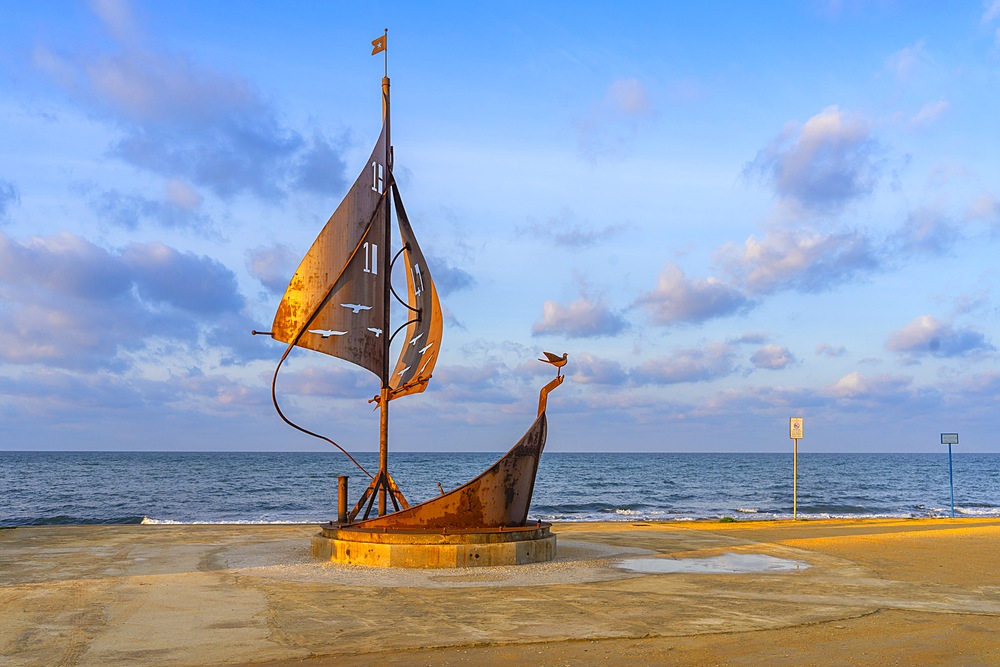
[{"left": 354, "top": 412, "right": 549, "bottom": 531}]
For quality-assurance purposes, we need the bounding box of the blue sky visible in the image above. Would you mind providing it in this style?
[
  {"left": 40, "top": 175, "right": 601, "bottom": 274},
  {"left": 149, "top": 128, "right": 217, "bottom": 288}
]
[{"left": 2, "top": 1, "right": 1000, "bottom": 453}]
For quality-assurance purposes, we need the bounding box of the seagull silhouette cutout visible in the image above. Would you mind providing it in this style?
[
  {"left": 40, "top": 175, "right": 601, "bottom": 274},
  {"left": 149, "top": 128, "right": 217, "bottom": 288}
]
[
  {"left": 341, "top": 303, "right": 371, "bottom": 314},
  {"left": 539, "top": 351, "right": 569, "bottom": 377},
  {"left": 367, "top": 327, "right": 383, "bottom": 337},
  {"left": 309, "top": 329, "right": 347, "bottom": 338}
]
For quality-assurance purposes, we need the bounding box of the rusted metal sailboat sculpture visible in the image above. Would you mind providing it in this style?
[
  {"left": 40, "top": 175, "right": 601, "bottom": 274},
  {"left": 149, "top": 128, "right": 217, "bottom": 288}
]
[{"left": 254, "top": 35, "right": 564, "bottom": 566}]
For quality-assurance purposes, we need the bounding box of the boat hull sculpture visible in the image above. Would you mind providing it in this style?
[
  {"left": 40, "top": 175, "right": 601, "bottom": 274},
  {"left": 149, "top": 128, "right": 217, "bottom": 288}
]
[
  {"left": 258, "top": 34, "right": 565, "bottom": 567},
  {"left": 358, "top": 414, "right": 547, "bottom": 531}
]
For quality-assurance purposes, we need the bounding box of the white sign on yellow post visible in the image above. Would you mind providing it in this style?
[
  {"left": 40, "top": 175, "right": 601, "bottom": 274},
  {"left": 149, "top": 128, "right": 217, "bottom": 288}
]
[{"left": 790, "top": 417, "right": 803, "bottom": 520}]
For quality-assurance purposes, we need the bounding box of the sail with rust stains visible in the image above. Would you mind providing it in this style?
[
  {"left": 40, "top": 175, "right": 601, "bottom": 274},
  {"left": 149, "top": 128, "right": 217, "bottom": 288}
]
[
  {"left": 270, "top": 127, "right": 442, "bottom": 395},
  {"left": 271, "top": 125, "right": 389, "bottom": 378}
]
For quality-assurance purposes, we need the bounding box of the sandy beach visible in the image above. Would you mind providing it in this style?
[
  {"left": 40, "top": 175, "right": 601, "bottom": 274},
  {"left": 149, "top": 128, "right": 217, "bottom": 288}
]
[{"left": 2, "top": 519, "right": 998, "bottom": 666}]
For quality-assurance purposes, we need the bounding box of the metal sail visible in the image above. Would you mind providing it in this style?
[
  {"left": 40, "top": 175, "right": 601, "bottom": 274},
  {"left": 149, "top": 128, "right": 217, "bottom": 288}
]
[
  {"left": 270, "top": 124, "right": 389, "bottom": 378},
  {"left": 388, "top": 184, "right": 443, "bottom": 400}
]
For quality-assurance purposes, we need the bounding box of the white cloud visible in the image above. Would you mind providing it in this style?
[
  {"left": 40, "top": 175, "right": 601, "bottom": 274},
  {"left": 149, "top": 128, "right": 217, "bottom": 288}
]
[
  {"left": 606, "top": 78, "right": 651, "bottom": 117},
  {"left": 165, "top": 179, "right": 203, "bottom": 211},
  {"left": 743, "top": 106, "right": 883, "bottom": 212},
  {"left": 576, "top": 78, "right": 654, "bottom": 160},
  {"left": 33, "top": 7, "right": 349, "bottom": 202},
  {"left": 885, "top": 40, "right": 927, "bottom": 80},
  {"left": 966, "top": 195, "right": 999, "bottom": 222},
  {"left": 569, "top": 352, "right": 628, "bottom": 385},
  {"left": 0, "top": 231, "right": 246, "bottom": 370},
  {"left": 885, "top": 315, "right": 994, "bottom": 358},
  {"left": 888, "top": 206, "right": 960, "bottom": 256},
  {"left": 532, "top": 294, "right": 628, "bottom": 338},
  {"left": 92, "top": 189, "right": 213, "bottom": 231},
  {"left": 827, "top": 371, "right": 915, "bottom": 401},
  {"left": 984, "top": 0, "right": 1000, "bottom": 24},
  {"left": 750, "top": 344, "right": 794, "bottom": 370},
  {"left": 89, "top": 0, "right": 141, "bottom": 45},
  {"left": 636, "top": 263, "right": 752, "bottom": 326},
  {"left": 720, "top": 229, "right": 878, "bottom": 295},
  {"left": 816, "top": 342, "right": 847, "bottom": 357},
  {"left": 909, "top": 100, "right": 950, "bottom": 129},
  {"left": 247, "top": 244, "right": 298, "bottom": 295},
  {"left": 632, "top": 342, "right": 738, "bottom": 385}
]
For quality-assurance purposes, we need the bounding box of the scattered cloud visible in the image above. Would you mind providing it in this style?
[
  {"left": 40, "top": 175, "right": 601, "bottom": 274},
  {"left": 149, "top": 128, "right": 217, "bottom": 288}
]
[
  {"left": 909, "top": 100, "right": 950, "bottom": 129},
  {"left": 520, "top": 208, "right": 631, "bottom": 248},
  {"left": 827, "top": 370, "right": 914, "bottom": 399},
  {"left": 985, "top": 0, "right": 1000, "bottom": 23},
  {"left": 750, "top": 344, "right": 795, "bottom": 370},
  {"left": 428, "top": 256, "right": 475, "bottom": 296},
  {"left": 165, "top": 178, "right": 204, "bottom": 210},
  {"left": 605, "top": 78, "right": 652, "bottom": 117},
  {"left": 167, "top": 369, "right": 266, "bottom": 410},
  {"left": 576, "top": 78, "right": 654, "bottom": 160},
  {"left": 743, "top": 106, "right": 884, "bottom": 213},
  {"left": 247, "top": 244, "right": 298, "bottom": 295},
  {"left": 569, "top": 352, "right": 629, "bottom": 385},
  {"left": 719, "top": 229, "right": 879, "bottom": 295},
  {"left": 0, "top": 231, "right": 246, "bottom": 370},
  {"left": 33, "top": 2, "right": 349, "bottom": 202},
  {"left": 983, "top": 1, "right": 1000, "bottom": 46},
  {"left": 636, "top": 262, "right": 753, "bottom": 326},
  {"left": 274, "top": 365, "right": 371, "bottom": 398},
  {"left": 966, "top": 194, "right": 999, "bottom": 223},
  {"left": 292, "top": 132, "right": 351, "bottom": 196},
  {"left": 730, "top": 332, "right": 769, "bottom": 345},
  {"left": 632, "top": 342, "right": 738, "bottom": 384},
  {"left": 532, "top": 291, "right": 628, "bottom": 338},
  {"left": 885, "top": 315, "right": 995, "bottom": 359},
  {"left": 885, "top": 40, "right": 927, "bottom": 80},
  {"left": 121, "top": 242, "right": 244, "bottom": 314},
  {"left": 0, "top": 180, "right": 18, "bottom": 222},
  {"left": 431, "top": 362, "right": 520, "bottom": 407},
  {"left": 92, "top": 188, "right": 212, "bottom": 231},
  {"left": 816, "top": 342, "right": 847, "bottom": 357},
  {"left": 89, "top": 0, "right": 142, "bottom": 45},
  {"left": 888, "top": 205, "right": 961, "bottom": 257}
]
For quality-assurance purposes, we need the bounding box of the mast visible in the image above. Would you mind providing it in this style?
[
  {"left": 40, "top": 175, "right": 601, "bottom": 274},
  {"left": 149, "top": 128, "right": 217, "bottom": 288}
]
[{"left": 378, "top": 72, "right": 391, "bottom": 517}]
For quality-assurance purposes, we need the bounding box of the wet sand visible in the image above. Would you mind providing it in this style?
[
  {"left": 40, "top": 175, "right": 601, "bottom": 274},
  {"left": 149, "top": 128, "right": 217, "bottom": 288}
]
[{"left": 2, "top": 519, "right": 998, "bottom": 666}]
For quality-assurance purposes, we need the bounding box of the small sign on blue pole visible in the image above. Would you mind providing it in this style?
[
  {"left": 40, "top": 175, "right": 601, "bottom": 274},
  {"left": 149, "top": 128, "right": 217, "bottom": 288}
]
[{"left": 941, "top": 433, "right": 958, "bottom": 518}]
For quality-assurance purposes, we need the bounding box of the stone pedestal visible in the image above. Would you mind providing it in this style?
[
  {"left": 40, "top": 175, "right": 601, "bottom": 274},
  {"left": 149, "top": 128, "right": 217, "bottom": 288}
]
[{"left": 311, "top": 522, "right": 556, "bottom": 568}]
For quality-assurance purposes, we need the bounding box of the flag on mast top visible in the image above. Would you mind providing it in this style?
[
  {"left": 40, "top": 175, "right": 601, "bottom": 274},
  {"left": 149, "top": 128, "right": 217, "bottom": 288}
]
[{"left": 371, "top": 29, "right": 388, "bottom": 77}]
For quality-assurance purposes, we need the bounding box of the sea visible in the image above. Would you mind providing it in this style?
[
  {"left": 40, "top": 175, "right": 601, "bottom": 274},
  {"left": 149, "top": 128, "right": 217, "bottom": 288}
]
[{"left": 2, "top": 451, "right": 998, "bottom": 527}]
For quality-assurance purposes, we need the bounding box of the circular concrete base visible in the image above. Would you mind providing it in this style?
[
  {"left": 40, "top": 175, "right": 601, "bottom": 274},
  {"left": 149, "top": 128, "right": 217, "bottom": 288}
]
[{"left": 311, "top": 522, "right": 556, "bottom": 568}]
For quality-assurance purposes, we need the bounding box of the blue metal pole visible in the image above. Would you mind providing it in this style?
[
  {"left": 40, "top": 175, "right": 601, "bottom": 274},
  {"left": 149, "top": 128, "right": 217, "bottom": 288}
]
[{"left": 948, "top": 443, "right": 955, "bottom": 518}]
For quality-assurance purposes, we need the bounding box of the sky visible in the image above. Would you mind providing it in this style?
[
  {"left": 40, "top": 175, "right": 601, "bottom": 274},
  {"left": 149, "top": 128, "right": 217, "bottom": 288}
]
[{"left": 2, "top": 1, "right": 1000, "bottom": 453}]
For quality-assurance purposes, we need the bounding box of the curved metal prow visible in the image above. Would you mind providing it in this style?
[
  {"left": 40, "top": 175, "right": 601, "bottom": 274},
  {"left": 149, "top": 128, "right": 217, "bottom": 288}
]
[
  {"left": 537, "top": 353, "right": 568, "bottom": 416},
  {"left": 538, "top": 375, "right": 565, "bottom": 417}
]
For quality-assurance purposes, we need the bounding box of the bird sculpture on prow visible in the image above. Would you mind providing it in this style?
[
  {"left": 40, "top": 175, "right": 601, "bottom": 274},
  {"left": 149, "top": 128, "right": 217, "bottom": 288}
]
[{"left": 539, "top": 351, "right": 569, "bottom": 377}]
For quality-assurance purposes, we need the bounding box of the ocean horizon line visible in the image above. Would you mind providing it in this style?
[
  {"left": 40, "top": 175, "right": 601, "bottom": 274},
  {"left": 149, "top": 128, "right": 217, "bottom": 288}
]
[{"left": 4, "top": 449, "right": 999, "bottom": 455}]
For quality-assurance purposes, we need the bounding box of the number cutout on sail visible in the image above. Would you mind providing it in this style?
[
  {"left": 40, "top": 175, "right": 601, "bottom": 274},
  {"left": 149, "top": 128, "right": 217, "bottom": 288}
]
[{"left": 271, "top": 124, "right": 388, "bottom": 380}]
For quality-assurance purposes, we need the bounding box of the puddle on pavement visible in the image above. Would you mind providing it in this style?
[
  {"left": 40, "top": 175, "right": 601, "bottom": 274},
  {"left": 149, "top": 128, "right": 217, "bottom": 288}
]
[{"left": 615, "top": 552, "right": 809, "bottom": 574}]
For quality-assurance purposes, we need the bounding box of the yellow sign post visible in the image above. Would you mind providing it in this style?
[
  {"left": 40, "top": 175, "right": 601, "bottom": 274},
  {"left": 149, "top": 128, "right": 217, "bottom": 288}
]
[{"left": 790, "top": 418, "right": 803, "bottom": 520}]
